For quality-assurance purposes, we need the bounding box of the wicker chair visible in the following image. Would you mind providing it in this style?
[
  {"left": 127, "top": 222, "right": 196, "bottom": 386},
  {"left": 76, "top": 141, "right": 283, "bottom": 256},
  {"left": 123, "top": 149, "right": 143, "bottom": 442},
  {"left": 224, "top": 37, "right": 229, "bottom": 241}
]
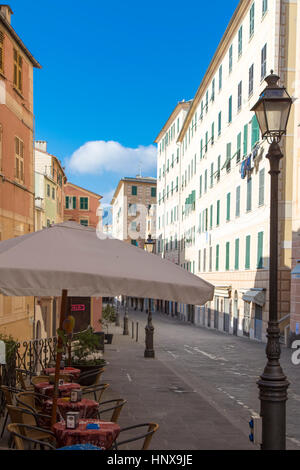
[
  {"left": 97, "top": 399, "right": 127, "bottom": 423},
  {"left": 112, "top": 422, "right": 159, "bottom": 450},
  {"left": 7, "top": 423, "right": 56, "bottom": 450},
  {"left": 81, "top": 383, "right": 110, "bottom": 402},
  {"left": 6, "top": 404, "right": 52, "bottom": 437}
]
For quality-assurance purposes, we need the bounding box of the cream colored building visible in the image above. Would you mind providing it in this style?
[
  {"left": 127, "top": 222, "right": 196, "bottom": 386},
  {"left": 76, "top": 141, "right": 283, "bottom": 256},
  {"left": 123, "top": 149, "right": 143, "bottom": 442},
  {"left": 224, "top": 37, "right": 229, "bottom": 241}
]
[
  {"left": 156, "top": 0, "right": 298, "bottom": 343},
  {"left": 111, "top": 176, "right": 157, "bottom": 248}
]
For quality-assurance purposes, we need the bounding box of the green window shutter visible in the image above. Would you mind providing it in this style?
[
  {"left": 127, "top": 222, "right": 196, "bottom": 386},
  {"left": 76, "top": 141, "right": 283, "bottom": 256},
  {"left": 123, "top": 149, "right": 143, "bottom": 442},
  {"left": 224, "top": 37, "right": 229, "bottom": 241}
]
[
  {"left": 226, "top": 142, "right": 231, "bottom": 172},
  {"left": 204, "top": 170, "right": 207, "bottom": 192},
  {"left": 226, "top": 242, "right": 230, "bottom": 271},
  {"left": 236, "top": 186, "right": 241, "bottom": 217},
  {"left": 228, "top": 96, "right": 232, "bottom": 123},
  {"left": 226, "top": 193, "right": 231, "bottom": 221},
  {"left": 259, "top": 169, "right": 265, "bottom": 206},
  {"left": 151, "top": 187, "right": 156, "bottom": 197},
  {"left": 229, "top": 45, "right": 233, "bottom": 73},
  {"left": 200, "top": 139, "right": 203, "bottom": 159},
  {"left": 210, "top": 163, "right": 214, "bottom": 188},
  {"left": 237, "top": 132, "right": 241, "bottom": 163},
  {"left": 132, "top": 186, "right": 137, "bottom": 196},
  {"left": 250, "top": 3, "right": 255, "bottom": 37},
  {"left": 245, "top": 235, "right": 251, "bottom": 269},
  {"left": 199, "top": 175, "right": 202, "bottom": 198},
  {"left": 205, "top": 132, "right": 208, "bottom": 152},
  {"left": 251, "top": 115, "right": 260, "bottom": 148},
  {"left": 235, "top": 238, "right": 240, "bottom": 270},
  {"left": 217, "top": 155, "right": 221, "bottom": 181},
  {"left": 238, "top": 26, "right": 243, "bottom": 56},
  {"left": 211, "top": 122, "right": 215, "bottom": 144},
  {"left": 216, "top": 245, "right": 220, "bottom": 271},
  {"left": 65, "top": 196, "right": 69, "bottom": 209},
  {"left": 247, "top": 178, "right": 252, "bottom": 212},
  {"left": 205, "top": 209, "right": 208, "bottom": 231},
  {"left": 219, "top": 65, "right": 222, "bottom": 90},
  {"left": 73, "top": 196, "right": 76, "bottom": 209},
  {"left": 243, "top": 124, "right": 248, "bottom": 156},
  {"left": 257, "top": 231, "right": 264, "bottom": 268},
  {"left": 210, "top": 204, "right": 213, "bottom": 229},
  {"left": 216, "top": 200, "right": 220, "bottom": 226},
  {"left": 218, "top": 112, "right": 222, "bottom": 135}
]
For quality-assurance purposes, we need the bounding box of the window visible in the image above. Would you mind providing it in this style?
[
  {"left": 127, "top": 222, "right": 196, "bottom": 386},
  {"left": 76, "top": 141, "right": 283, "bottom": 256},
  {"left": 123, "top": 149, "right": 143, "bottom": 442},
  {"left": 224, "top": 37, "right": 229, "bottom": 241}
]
[
  {"left": 235, "top": 238, "right": 240, "bottom": 270},
  {"left": 80, "top": 220, "right": 88, "bottom": 227},
  {"left": 226, "top": 193, "right": 231, "bottom": 221},
  {"left": 151, "top": 187, "right": 156, "bottom": 198},
  {"left": 228, "top": 96, "right": 232, "bottom": 123},
  {"left": 0, "top": 30, "right": 4, "bottom": 74},
  {"left": 249, "top": 64, "right": 254, "bottom": 96},
  {"left": 217, "top": 155, "right": 221, "bottom": 181},
  {"left": 205, "top": 90, "right": 209, "bottom": 113},
  {"left": 245, "top": 235, "right": 251, "bottom": 269},
  {"left": 249, "top": 3, "right": 255, "bottom": 38},
  {"left": 229, "top": 45, "right": 233, "bottom": 73},
  {"left": 237, "top": 132, "right": 241, "bottom": 163},
  {"left": 261, "top": 44, "right": 267, "bottom": 80},
  {"left": 218, "top": 112, "right": 222, "bottom": 136},
  {"left": 52, "top": 187, "right": 55, "bottom": 200},
  {"left": 238, "top": 26, "right": 243, "bottom": 57},
  {"left": 251, "top": 115, "right": 260, "bottom": 148},
  {"left": 128, "top": 203, "right": 137, "bottom": 216},
  {"left": 246, "top": 178, "right": 252, "bottom": 212},
  {"left": 226, "top": 242, "right": 230, "bottom": 271},
  {"left": 262, "top": 0, "right": 268, "bottom": 16},
  {"left": 15, "top": 137, "right": 24, "bottom": 182},
  {"left": 216, "top": 245, "right": 220, "bottom": 271},
  {"left": 216, "top": 200, "right": 220, "bottom": 226},
  {"left": 257, "top": 231, "right": 264, "bottom": 268},
  {"left": 209, "top": 247, "right": 212, "bottom": 272},
  {"left": 211, "top": 79, "right": 215, "bottom": 102},
  {"left": 80, "top": 197, "right": 89, "bottom": 210},
  {"left": 47, "top": 185, "right": 50, "bottom": 197},
  {"left": 236, "top": 186, "right": 241, "bottom": 217},
  {"left": 205, "top": 132, "right": 208, "bottom": 153},
  {"left": 219, "top": 65, "right": 222, "bottom": 90},
  {"left": 199, "top": 175, "right": 203, "bottom": 198},
  {"left": 210, "top": 204, "right": 213, "bottom": 229},
  {"left": 200, "top": 139, "right": 203, "bottom": 159},
  {"left": 203, "top": 248, "right": 206, "bottom": 272},
  {"left": 13, "top": 49, "right": 23, "bottom": 93},
  {"left": 198, "top": 250, "right": 201, "bottom": 272},
  {"left": 210, "top": 163, "right": 214, "bottom": 188},
  {"left": 243, "top": 124, "right": 248, "bottom": 157},
  {"left": 238, "top": 81, "right": 242, "bottom": 111},
  {"left": 132, "top": 185, "right": 137, "bottom": 196},
  {"left": 211, "top": 122, "right": 215, "bottom": 145},
  {"left": 226, "top": 143, "right": 231, "bottom": 172},
  {"left": 204, "top": 170, "right": 207, "bottom": 193}
]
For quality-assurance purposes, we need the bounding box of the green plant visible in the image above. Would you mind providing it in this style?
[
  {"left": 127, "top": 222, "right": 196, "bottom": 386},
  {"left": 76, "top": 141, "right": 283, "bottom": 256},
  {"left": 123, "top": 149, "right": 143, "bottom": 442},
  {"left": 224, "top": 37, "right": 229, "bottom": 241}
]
[
  {"left": 100, "top": 304, "right": 116, "bottom": 334},
  {"left": 70, "top": 327, "right": 105, "bottom": 366},
  {"left": 0, "top": 333, "right": 18, "bottom": 364}
]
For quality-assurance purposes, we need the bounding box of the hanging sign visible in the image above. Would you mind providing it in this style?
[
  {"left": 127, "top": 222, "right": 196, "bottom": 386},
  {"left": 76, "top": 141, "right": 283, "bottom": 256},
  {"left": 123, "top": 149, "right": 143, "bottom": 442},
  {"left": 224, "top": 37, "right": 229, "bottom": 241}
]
[{"left": 0, "top": 341, "right": 6, "bottom": 365}]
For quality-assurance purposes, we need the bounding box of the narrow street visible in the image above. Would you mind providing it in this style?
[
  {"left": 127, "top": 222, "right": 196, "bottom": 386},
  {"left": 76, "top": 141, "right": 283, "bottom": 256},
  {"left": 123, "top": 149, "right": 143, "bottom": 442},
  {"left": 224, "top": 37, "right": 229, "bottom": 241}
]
[{"left": 123, "top": 306, "right": 300, "bottom": 450}]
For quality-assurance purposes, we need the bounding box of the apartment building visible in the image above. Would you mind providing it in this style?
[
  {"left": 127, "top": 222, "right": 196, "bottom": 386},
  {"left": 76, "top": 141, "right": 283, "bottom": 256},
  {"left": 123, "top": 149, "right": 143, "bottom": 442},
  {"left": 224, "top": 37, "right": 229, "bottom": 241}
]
[
  {"left": 0, "top": 5, "right": 41, "bottom": 340},
  {"left": 156, "top": 0, "right": 298, "bottom": 343},
  {"left": 111, "top": 176, "right": 157, "bottom": 248}
]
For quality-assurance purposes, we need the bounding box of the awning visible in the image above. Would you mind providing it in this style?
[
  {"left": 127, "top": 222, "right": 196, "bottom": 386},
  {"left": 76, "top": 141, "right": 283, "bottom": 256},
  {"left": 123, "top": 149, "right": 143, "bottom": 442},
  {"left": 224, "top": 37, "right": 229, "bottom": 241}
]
[
  {"left": 242, "top": 289, "right": 266, "bottom": 307},
  {"left": 214, "top": 286, "right": 232, "bottom": 298}
]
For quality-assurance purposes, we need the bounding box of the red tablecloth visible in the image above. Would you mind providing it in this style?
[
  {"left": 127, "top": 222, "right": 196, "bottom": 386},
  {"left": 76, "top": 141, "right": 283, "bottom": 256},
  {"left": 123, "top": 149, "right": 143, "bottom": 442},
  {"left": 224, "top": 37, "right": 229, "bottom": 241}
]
[
  {"left": 43, "top": 398, "right": 99, "bottom": 420},
  {"left": 42, "top": 367, "right": 81, "bottom": 380},
  {"left": 34, "top": 382, "right": 81, "bottom": 398},
  {"left": 53, "top": 419, "right": 120, "bottom": 450}
]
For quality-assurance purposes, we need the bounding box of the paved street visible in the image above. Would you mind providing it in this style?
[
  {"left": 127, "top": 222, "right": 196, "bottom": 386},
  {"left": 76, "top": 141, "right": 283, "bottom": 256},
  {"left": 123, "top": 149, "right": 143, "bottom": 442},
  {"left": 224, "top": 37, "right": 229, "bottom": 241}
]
[{"left": 115, "top": 306, "right": 300, "bottom": 450}]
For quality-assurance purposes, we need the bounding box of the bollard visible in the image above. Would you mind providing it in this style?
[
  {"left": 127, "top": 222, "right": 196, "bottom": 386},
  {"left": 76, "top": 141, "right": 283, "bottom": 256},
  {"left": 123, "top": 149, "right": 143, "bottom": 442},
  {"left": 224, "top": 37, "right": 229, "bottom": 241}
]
[{"left": 136, "top": 322, "right": 139, "bottom": 342}]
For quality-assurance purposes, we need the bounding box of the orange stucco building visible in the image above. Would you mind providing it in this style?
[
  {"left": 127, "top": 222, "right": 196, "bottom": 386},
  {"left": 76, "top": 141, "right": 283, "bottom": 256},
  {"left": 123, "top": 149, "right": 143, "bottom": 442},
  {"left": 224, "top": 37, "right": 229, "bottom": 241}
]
[{"left": 0, "top": 5, "right": 41, "bottom": 341}]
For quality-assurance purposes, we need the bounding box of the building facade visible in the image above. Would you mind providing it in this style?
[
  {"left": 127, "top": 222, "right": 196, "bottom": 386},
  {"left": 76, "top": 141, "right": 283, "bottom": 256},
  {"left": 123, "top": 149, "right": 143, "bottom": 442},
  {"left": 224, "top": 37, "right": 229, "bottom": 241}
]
[
  {"left": 0, "top": 5, "right": 41, "bottom": 341},
  {"left": 156, "top": 0, "right": 298, "bottom": 343},
  {"left": 111, "top": 176, "right": 157, "bottom": 248}
]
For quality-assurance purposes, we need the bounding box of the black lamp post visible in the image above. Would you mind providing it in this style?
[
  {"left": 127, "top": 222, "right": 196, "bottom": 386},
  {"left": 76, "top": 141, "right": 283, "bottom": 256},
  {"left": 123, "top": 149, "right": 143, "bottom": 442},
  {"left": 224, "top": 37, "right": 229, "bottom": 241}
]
[
  {"left": 144, "top": 234, "right": 156, "bottom": 358},
  {"left": 123, "top": 296, "right": 129, "bottom": 336},
  {"left": 251, "top": 71, "right": 292, "bottom": 450}
]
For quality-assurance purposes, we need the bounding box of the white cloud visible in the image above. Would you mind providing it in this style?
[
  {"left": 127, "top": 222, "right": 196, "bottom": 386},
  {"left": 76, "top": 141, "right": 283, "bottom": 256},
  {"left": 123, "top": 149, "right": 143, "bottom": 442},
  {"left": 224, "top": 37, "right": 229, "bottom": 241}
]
[{"left": 67, "top": 140, "right": 157, "bottom": 176}]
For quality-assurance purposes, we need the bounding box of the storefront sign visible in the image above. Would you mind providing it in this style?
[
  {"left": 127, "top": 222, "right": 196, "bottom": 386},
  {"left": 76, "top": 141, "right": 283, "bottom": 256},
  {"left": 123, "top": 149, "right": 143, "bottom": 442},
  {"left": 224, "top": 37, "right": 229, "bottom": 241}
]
[{"left": 71, "top": 304, "right": 86, "bottom": 312}]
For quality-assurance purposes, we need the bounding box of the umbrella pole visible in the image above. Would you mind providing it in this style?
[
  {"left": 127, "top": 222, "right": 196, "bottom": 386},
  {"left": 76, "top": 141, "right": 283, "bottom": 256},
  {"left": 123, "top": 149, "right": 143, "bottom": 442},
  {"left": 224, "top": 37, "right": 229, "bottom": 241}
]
[{"left": 51, "top": 289, "right": 68, "bottom": 427}]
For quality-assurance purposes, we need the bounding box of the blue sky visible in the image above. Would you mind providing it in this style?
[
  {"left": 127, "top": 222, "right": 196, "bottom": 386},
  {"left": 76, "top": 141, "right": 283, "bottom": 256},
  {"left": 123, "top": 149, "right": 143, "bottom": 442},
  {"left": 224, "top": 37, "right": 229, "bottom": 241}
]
[{"left": 11, "top": 0, "right": 239, "bottom": 205}]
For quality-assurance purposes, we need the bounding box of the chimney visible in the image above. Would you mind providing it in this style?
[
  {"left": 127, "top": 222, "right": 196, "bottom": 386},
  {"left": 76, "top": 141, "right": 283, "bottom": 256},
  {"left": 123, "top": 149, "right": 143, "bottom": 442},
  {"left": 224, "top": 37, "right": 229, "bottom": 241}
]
[
  {"left": 0, "top": 5, "right": 13, "bottom": 24},
  {"left": 35, "top": 141, "right": 47, "bottom": 152}
]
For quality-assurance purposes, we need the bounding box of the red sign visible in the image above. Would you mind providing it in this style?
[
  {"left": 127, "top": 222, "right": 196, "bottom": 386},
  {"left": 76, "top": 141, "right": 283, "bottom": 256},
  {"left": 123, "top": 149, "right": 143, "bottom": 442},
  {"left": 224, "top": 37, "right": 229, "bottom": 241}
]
[{"left": 71, "top": 304, "right": 86, "bottom": 312}]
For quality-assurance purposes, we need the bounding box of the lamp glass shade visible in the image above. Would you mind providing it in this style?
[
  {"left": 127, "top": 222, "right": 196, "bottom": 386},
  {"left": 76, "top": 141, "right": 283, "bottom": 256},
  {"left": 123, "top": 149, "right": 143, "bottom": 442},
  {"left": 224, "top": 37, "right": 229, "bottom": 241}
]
[
  {"left": 263, "top": 98, "right": 291, "bottom": 136},
  {"left": 144, "top": 235, "right": 155, "bottom": 253}
]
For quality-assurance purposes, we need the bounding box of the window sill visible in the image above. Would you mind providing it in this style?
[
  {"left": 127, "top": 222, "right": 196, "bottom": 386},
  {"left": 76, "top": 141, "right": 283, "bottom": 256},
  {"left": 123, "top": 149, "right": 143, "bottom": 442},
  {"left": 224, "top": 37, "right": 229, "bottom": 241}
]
[{"left": 13, "top": 86, "right": 24, "bottom": 100}]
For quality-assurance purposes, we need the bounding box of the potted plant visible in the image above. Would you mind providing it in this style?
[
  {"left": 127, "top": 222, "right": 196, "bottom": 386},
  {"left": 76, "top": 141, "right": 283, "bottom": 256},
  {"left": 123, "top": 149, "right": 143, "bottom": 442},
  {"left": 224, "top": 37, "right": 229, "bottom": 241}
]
[
  {"left": 69, "top": 327, "right": 106, "bottom": 380},
  {"left": 100, "top": 304, "right": 116, "bottom": 345}
]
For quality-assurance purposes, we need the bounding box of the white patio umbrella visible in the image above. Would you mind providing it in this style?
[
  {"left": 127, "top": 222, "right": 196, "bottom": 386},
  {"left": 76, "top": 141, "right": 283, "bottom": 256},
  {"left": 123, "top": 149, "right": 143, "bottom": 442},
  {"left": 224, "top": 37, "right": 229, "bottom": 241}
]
[{"left": 0, "top": 221, "right": 214, "bottom": 425}]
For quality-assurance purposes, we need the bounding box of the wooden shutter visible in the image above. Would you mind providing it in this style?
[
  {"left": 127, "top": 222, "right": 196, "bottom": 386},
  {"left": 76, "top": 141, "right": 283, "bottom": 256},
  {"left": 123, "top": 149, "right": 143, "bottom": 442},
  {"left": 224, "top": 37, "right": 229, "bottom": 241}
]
[
  {"left": 235, "top": 238, "right": 240, "bottom": 270},
  {"left": 245, "top": 235, "right": 251, "bottom": 269},
  {"left": 0, "top": 30, "right": 4, "bottom": 73},
  {"left": 65, "top": 196, "right": 69, "bottom": 209},
  {"left": 226, "top": 242, "right": 230, "bottom": 271},
  {"left": 247, "top": 178, "right": 252, "bottom": 211},
  {"left": 216, "top": 245, "right": 219, "bottom": 271},
  {"left": 243, "top": 124, "right": 248, "bottom": 156},
  {"left": 251, "top": 116, "right": 260, "bottom": 148},
  {"left": 237, "top": 132, "right": 241, "bottom": 162},
  {"left": 228, "top": 96, "right": 232, "bottom": 122},
  {"left": 226, "top": 193, "right": 231, "bottom": 221},
  {"left": 73, "top": 196, "right": 77, "bottom": 209},
  {"left": 257, "top": 231, "right": 264, "bottom": 268},
  {"left": 216, "top": 200, "right": 220, "bottom": 226},
  {"left": 210, "top": 204, "right": 213, "bottom": 229},
  {"left": 236, "top": 186, "right": 241, "bottom": 217},
  {"left": 259, "top": 169, "right": 265, "bottom": 206}
]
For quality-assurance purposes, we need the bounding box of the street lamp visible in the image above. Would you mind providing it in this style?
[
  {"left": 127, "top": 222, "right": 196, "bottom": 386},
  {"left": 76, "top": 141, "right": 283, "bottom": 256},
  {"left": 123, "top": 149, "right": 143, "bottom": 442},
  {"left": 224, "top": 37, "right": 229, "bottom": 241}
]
[
  {"left": 251, "top": 71, "right": 292, "bottom": 450},
  {"left": 144, "top": 234, "right": 156, "bottom": 358},
  {"left": 123, "top": 296, "right": 129, "bottom": 336}
]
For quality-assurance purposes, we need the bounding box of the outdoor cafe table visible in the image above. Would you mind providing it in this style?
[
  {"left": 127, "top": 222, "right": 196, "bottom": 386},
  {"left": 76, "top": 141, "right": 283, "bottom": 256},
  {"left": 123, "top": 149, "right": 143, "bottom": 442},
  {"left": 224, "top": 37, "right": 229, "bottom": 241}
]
[
  {"left": 34, "top": 381, "right": 81, "bottom": 398},
  {"left": 53, "top": 419, "right": 120, "bottom": 450},
  {"left": 42, "top": 367, "right": 81, "bottom": 380},
  {"left": 43, "top": 397, "right": 99, "bottom": 420}
]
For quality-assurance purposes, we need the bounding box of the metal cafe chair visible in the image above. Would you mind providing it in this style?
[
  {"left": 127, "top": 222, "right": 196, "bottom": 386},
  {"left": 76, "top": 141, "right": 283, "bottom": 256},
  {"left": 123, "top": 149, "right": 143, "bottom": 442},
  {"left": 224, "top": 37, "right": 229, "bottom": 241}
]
[{"left": 112, "top": 422, "right": 159, "bottom": 450}]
